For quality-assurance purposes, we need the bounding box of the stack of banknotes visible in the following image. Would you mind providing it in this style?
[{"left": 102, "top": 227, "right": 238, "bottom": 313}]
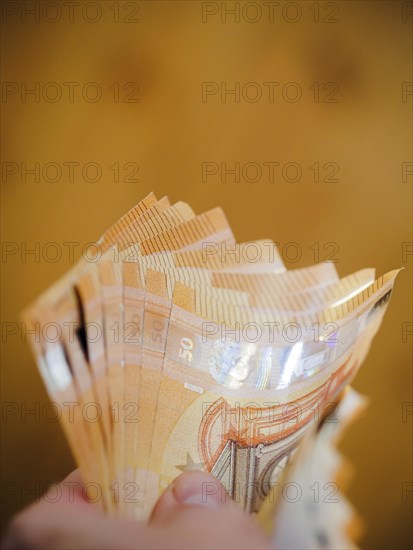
[{"left": 23, "top": 192, "right": 398, "bottom": 546}]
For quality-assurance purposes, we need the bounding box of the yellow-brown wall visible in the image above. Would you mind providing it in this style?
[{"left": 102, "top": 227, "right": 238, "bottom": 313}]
[{"left": 1, "top": 2, "right": 412, "bottom": 548}]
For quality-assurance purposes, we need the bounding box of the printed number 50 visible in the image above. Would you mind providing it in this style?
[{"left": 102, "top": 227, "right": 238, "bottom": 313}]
[{"left": 179, "top": 337, "right": 193, "bottom": 363}]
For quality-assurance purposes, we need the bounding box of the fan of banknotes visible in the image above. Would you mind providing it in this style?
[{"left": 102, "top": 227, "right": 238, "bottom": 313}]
[{"left": 23, "top": 192, "right": 398, "bottom": 545}]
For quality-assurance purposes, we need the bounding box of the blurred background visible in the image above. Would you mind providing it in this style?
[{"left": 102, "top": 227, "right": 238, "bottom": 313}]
[{"left": 1, "top": 1, "right": 412, "bottom": 548}]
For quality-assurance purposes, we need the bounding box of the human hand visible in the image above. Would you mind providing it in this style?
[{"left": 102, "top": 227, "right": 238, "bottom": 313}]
[{"left": 2, "top": 470, "right": 271, "bottom": 549}]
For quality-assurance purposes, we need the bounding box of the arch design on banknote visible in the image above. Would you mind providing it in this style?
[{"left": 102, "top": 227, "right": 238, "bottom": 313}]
[{"left": 198, "top": 357, "right": 356, "bottom": 512}]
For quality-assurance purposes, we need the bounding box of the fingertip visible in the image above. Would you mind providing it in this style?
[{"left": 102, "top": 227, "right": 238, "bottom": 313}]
[
  {"left": 150, "top": 471, "right": 230, "bottom": 524},
  {"left": 62, "top": 468, "right": 82, "bottom": 485},
  {"left": 59, "top": 469, "right": 103, "bottom": 511},
  {"left": 172, "top": 471, "right": 227, "bottom": 507}
]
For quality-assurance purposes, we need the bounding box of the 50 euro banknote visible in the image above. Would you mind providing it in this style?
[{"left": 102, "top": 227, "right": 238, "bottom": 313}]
[{"left": 145, "top": 269, "right": 399, "bottom": 515}]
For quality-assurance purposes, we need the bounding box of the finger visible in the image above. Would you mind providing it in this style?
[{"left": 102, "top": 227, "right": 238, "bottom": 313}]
[
  {"left": 62, "top": 468, "right": 82, "bottom": 485},
  {"left": 149, "top": 472, "right": 271, "bottom": 549},
  {"left": 58, "top": 468, "right": 104, "bottom": 510},
  {"left": 1, "top": 471, "right": 103, "bottom": 550},
  {"left": 150, "top": 471, "right": 233, "bottom": 524},
  {"left": 58, "top": 468, "right": 88, "bottom": 505},
  {"left": 2, "top": 498, "right": 149, "bottom": 550}
]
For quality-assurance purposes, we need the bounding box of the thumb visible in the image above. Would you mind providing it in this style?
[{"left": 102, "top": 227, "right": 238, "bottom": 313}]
[
  {"left": 150, "top": 471, "right": 230, "bottom": 522},
  {"left": 149, "top": 472, "right": 271, "bottom": 549}
]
